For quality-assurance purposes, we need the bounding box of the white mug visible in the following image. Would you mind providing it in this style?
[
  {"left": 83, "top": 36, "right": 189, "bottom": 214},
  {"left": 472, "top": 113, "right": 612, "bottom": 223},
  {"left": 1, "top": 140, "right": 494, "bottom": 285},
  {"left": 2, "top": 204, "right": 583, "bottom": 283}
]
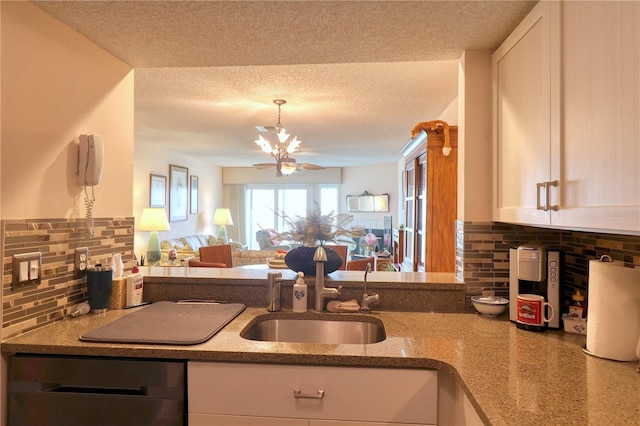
[{"left": 517, "top": 294, "right": 555, "bottom": 327}]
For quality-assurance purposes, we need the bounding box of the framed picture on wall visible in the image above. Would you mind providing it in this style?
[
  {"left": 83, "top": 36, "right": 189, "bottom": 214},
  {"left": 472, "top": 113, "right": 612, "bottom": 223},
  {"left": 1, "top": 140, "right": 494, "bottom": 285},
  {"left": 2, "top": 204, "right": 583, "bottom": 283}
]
[
  {"left": 169, "top": 164, "right": 188, "bottom": 222},
  {"left": 190, "top": 175, "right": 199, "bottom": 214},
  {"left": 149, "top": 174, "right": 167, "bottom": 207}
]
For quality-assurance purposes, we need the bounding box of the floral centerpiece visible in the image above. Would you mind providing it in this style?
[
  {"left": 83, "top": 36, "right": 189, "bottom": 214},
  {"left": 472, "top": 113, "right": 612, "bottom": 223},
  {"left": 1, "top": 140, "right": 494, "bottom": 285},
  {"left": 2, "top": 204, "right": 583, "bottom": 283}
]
[
  {"left": 275, "top": 207, "right": 359, "bottom": 247},
  {"left": 273, "top": 207, "right": 363, "bottom": 275}
]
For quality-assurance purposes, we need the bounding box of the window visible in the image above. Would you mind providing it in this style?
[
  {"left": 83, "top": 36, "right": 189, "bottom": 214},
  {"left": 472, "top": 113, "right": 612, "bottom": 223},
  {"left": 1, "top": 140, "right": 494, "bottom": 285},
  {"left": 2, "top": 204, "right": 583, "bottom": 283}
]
[{"left": 246, "top": 184, "right": 339, "bottom": 249}]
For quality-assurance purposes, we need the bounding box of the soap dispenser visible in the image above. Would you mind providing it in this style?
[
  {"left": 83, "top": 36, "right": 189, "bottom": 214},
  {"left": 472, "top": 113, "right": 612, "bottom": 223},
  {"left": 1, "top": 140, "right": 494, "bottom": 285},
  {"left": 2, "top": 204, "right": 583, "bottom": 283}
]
[{"left": 292, "top": 272, "right": 307, "bottom": 313}]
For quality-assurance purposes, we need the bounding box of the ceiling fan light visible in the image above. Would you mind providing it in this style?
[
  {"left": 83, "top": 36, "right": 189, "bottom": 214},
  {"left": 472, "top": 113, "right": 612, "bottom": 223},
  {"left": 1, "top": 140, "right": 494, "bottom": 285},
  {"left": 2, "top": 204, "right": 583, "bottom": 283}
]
[
  {"left": 287, "top": 137, "right": 301, "bottom": 153},
  {"left": 255, "top": 99, "right": 313, "bottom": 177},
  {"left": 255, "top": 135, "right": 272, "bottom": 153},
  {"left": 280, "top": 162, "right": 297, "bottom": 175},
  {"left": 277, "top": 128, "right": 290, "bottom": 143}
]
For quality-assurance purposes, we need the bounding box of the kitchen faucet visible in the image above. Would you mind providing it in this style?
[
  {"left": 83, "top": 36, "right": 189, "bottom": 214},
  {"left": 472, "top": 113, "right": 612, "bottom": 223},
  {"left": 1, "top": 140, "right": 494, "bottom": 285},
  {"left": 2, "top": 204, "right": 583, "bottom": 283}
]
[
  {"left": 360, "top": 263, "right": 380, "bottom": 313},
  {"left": 313, "top": 246, "right": 341, "bottom": 311}
]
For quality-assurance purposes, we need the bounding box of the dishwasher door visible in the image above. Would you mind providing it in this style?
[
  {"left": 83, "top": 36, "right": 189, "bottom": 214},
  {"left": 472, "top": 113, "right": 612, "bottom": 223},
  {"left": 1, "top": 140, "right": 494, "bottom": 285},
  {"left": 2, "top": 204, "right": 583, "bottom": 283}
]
[{"left": 8, "top": 354, "right": 186, "bottom": 426}]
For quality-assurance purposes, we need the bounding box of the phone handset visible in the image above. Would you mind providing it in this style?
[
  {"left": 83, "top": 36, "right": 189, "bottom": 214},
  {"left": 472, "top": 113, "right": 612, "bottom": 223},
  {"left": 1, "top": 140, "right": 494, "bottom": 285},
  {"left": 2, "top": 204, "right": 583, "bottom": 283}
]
[
  {"left": 78, "top": 135, "right": 104, "bottom": 186},
  {"left": 78, "top": 135, "right": 104, "bottom": 237}
]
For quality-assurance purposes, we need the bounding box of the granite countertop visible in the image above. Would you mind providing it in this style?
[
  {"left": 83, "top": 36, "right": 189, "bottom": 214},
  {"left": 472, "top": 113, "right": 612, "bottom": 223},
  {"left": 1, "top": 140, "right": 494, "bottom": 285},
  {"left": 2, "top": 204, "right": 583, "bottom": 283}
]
[{"left": 2, "top": 307, "right": 638, "bottom": 425}]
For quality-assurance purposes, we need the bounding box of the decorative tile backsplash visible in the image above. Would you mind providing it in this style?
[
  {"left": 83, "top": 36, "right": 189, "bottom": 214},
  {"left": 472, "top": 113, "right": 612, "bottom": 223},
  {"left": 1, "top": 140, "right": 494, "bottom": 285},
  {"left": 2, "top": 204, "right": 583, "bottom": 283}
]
[
  {"left": 2, "top": 216, "right": 637, "bottom": 338},
  {"left": 458, "top": 221, "right": 640, "bottom": 309},
  {"left": 2, "top": 217, "right": 134, "bottom": 339}
]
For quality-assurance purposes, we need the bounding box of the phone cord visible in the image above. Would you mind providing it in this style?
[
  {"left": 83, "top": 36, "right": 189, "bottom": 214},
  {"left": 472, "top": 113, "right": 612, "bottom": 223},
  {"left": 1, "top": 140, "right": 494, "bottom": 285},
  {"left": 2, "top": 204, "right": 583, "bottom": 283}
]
[{"left": 84, "top": 186, "right": 95, "bottom": 238}]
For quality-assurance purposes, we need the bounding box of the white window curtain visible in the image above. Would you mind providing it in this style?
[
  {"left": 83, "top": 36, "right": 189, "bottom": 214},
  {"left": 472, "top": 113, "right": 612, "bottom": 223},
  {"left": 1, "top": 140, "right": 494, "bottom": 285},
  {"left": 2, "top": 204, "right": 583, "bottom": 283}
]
[{"left": 223, "top": 184, "right": 246, "bottom": 245}]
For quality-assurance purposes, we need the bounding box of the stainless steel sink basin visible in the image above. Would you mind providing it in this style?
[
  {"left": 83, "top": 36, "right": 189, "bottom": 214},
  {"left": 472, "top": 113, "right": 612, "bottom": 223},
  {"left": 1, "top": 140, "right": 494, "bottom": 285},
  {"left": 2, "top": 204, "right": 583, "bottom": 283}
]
[{"left": 240, "top": 314, "right": 386, "bottom": 344}]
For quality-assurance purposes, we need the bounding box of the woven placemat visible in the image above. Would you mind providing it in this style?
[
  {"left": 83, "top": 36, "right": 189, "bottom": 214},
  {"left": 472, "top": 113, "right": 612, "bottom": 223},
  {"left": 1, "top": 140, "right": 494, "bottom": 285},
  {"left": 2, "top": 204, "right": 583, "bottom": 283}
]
[{"left": 80, "top": 301, "right": 246, "bottom": 345}]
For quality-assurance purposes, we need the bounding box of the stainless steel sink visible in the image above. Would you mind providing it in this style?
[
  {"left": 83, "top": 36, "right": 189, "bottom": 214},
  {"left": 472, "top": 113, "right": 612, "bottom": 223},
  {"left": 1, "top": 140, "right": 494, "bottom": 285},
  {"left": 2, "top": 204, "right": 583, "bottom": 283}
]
[{"left": 240, "top": 313, "right": 386, "bottom": 344}]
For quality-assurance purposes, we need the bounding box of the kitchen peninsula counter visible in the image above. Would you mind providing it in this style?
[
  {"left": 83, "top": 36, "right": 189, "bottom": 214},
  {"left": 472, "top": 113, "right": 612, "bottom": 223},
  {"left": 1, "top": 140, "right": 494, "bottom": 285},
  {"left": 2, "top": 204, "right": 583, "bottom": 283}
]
[
  {"left": 139, "top": 266, "right": 468, "bottom": 313},
  {"left": 3, "top": 307, "right": 638, "bottom": 425}
]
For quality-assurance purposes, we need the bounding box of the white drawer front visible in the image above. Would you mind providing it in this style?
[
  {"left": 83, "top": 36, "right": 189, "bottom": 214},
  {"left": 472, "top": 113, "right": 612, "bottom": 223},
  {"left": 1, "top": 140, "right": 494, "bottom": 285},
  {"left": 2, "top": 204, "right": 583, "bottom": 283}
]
[
  {"left": 188, "top": 362, "right": 437, "bottom": 425},
  {"left": 190, "top": 413, "right": 307, "bottom": 425}
]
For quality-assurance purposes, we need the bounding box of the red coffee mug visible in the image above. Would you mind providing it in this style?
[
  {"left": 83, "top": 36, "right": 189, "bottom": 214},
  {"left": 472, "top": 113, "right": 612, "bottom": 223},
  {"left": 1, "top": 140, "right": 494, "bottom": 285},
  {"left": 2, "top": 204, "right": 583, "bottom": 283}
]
[{"left": 517, "top": 294, "right": 555, "bottom": 327}]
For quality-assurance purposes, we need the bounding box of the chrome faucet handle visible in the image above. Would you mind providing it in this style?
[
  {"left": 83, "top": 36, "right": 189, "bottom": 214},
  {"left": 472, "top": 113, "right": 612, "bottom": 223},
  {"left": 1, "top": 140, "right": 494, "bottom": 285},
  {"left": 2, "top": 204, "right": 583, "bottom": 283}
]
[{"left": 360, "top": 292, "right": 380, "bottom": 313}]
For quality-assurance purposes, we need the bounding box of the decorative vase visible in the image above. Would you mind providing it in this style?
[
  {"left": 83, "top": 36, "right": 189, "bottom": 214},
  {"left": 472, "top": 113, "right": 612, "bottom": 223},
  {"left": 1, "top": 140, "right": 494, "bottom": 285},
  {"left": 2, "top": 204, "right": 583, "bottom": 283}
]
[{"left": 284, "top": 246, "right": 343, "bottom": 276}]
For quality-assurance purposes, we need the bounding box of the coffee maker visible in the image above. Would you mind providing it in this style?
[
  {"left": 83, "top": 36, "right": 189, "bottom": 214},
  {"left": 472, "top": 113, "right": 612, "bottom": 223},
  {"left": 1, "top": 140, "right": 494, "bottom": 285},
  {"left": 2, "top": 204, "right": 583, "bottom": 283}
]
[{"left": 509, "top": 244, "right": 561, "bottom": 330}]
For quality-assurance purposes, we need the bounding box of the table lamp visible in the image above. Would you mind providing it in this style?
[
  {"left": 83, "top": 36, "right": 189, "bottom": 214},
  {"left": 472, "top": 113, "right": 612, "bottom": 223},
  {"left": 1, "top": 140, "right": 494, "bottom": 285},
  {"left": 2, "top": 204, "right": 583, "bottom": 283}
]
[
  {"left": 138, "top": 207, "right": 170, "bottom": 263},
  {"left": 213, "top": 208, "right": 233, "bottom": 243}
]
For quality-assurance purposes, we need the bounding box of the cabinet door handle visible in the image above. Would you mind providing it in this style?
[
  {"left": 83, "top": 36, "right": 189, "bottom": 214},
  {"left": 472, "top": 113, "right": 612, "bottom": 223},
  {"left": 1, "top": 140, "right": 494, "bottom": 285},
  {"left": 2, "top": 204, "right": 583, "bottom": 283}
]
[
  {"left": 536, "top": 182, "right": 548, "bottom": 211},
  {"left": 546, "top": 180, "right": 559, "bottom": 211},
  {"left": 293, "top": 389, "right": 325, "bottom": 399}
]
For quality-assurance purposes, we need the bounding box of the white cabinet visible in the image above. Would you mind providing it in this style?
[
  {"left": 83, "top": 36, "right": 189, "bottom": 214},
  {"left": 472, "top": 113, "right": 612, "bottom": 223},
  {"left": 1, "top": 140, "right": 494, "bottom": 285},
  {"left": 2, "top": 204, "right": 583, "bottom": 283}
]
[
  {"left": 188, "top": 362, "right": 438, "bottom": 425},
  {"left": 493, "top": 1, "right": 640, "bottom": 234},
  {"left": 492, "top": 1, "right": 562, "bottom": 227},
  {"left": 555, "top": 1, "right": 639, "bottom": 232}
]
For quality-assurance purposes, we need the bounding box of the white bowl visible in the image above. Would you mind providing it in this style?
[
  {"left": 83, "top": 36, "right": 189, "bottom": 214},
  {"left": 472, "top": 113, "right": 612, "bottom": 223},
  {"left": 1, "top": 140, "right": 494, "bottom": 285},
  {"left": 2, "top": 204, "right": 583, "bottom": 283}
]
[{"left": 471, "top": 296, "right": 509, "bottom": 317}]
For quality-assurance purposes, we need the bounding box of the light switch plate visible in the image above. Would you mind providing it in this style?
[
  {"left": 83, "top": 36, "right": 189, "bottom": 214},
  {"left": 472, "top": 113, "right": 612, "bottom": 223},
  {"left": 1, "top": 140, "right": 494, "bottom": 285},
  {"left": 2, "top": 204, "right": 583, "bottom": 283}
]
[
  {"left": 74, "top": 247, "right": 89, "bottom": 279},
  {"left": 12, "top": 252, "right": 42, "bottom": 290}
]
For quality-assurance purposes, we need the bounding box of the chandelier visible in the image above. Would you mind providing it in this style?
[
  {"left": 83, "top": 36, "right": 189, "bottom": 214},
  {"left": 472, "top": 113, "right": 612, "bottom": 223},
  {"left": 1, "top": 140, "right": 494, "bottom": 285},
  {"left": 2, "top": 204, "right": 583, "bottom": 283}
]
[{"left": 255, "top": 99, "right": 301, "bottom": 177}]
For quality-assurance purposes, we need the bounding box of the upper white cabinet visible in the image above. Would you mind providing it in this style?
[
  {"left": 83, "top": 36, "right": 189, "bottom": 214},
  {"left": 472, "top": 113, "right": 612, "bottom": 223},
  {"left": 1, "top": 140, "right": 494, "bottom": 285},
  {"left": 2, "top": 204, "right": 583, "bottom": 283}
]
[
  {"left": 493, "top": 1, "right": 561, "bottom": 227},
  {"left": 493, "top": 1, "right": 640, "bottom": 234}
]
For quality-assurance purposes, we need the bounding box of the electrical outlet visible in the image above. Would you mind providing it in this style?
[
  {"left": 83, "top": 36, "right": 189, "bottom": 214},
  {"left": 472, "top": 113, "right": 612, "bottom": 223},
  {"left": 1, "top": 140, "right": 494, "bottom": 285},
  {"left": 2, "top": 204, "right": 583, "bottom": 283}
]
[{"left": 74, "top": 247, "right": 89, "bottom": 279}]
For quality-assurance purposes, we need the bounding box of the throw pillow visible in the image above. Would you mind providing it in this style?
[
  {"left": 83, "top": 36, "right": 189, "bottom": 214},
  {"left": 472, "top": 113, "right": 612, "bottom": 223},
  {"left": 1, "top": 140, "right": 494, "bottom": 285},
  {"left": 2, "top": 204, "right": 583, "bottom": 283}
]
[{"left": 267, "top": 228, "right": 281, "bottom": 246}]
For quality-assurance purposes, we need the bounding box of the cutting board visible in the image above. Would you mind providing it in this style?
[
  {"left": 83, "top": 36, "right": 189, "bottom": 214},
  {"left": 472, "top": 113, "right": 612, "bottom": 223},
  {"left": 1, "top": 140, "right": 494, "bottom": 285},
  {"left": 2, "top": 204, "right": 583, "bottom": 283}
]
[{"left": 80, "top": 301, "right": 246, "bottom": 345}]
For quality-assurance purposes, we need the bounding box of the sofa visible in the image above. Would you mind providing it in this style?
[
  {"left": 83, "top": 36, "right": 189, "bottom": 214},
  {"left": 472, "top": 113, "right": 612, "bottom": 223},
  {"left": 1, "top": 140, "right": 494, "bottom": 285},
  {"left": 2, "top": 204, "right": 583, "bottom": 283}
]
[{"left": 160, "top": 234, "right": 286, "bottom": 267}]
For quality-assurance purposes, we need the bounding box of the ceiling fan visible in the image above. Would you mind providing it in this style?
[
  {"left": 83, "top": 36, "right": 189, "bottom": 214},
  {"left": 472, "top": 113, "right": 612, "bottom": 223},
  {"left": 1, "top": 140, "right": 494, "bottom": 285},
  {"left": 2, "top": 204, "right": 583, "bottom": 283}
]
[
  {"left": 252, "top": 157, "right": 325, "bottom": 176},
  {"left": 253, "top": 99, "right": 325, "bottom": 177}
]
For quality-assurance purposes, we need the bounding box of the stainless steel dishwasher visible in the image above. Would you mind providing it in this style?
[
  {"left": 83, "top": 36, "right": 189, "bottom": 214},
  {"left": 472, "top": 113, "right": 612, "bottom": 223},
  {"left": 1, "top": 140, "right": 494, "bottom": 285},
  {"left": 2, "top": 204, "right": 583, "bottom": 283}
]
[{"left": 8, "top": 354, "right": 186, "bottom": 426}]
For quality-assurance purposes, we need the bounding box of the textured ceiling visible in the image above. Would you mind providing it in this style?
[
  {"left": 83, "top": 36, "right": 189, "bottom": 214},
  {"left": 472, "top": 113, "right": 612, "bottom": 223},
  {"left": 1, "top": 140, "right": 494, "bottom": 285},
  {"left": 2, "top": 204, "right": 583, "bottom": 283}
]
[{"left": 34, "top": 0, "right": 537, "bottom": 168}]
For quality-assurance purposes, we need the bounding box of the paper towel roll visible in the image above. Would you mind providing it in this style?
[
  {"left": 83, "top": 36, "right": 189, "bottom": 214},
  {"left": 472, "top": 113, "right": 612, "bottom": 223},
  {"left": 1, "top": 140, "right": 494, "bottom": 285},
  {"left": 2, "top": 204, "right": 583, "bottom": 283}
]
[{"left": 586, "top": 258, "right": 640, "bottom": 361}]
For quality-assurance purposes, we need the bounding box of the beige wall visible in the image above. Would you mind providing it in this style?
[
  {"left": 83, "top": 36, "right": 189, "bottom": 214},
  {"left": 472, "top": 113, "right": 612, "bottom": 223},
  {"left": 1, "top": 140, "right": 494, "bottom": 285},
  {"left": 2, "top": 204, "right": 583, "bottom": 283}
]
[
  {"left": 133, "top": 140, "right": 223, "bottom": 257},
  {"left": 457, "top": 50, "right": 493, "bottom": 221},
  {"left": 1, "top": 3, "right": 134, "bottom": 423},
  {"left": 340, "top": 162, "right": 399, "bottom": 226},
  {"left": 1, "top": 2, "right": 134, "bottom": 220}
]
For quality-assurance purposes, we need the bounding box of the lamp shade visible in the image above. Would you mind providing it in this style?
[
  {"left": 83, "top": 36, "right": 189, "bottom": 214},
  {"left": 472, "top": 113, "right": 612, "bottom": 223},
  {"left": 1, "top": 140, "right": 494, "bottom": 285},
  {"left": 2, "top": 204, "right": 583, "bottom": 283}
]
[
  {"left": 213, "top": 208, "right": 234, "bottom": 226},
  {"left": 138, "top": 208, "right": 170, "bottom": 232}
]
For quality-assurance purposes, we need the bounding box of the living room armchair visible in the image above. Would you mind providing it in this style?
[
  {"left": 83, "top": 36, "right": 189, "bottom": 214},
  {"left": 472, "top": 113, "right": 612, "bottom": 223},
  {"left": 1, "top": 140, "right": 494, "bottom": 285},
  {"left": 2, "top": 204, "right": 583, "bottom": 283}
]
[{"left": 199, "top": 245, "right": 234, "bottom": 268}]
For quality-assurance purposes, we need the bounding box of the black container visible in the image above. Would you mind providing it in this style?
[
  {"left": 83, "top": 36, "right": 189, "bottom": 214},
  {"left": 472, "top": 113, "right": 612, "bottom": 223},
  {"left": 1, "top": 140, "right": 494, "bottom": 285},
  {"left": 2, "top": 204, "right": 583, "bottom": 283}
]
[
  {"left": 87, "top": 265, "right": 113, "bottom": 313},
  {"left": 284, "top": 246, "right": 343, "bottom": 276}
]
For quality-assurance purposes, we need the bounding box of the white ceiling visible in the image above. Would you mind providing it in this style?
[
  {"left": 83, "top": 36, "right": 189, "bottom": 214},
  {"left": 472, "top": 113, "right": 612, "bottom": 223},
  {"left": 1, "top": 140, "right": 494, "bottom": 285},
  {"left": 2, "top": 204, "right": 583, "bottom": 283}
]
[{"left": 34, "top": 0, "right": 537, "bottom": 168}]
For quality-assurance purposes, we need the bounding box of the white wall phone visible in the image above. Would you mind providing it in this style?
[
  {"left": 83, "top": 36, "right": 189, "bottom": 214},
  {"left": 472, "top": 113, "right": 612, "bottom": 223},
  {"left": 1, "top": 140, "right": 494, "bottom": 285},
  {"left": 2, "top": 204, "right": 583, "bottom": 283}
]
[
  {"left": 78, "top": 134, "right": 104, "bottom": 186},
  {"left": 78, "top": 134, "right": 104, "bottom": 237}
]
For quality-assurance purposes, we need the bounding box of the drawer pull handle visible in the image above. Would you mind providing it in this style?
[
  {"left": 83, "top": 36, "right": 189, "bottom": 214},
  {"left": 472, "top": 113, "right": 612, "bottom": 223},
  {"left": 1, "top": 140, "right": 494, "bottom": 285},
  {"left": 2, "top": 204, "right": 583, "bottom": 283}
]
[{"left": 293, "top": 389, "right": 325, "bottom": 399}]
